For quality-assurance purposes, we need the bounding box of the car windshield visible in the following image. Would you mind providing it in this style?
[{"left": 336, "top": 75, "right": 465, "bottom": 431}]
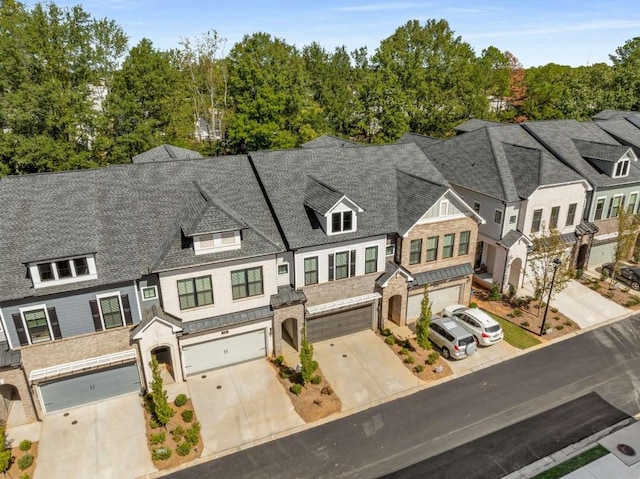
[
  {"left": 486, "top": 325, "right": 501, "bottom": 333},
  {"left": 458, "top": 336, "right": 474, "bottom": 346}
]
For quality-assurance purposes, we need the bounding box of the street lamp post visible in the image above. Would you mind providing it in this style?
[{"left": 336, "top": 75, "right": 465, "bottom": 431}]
[{"left": 540, "top": 258, "right": 562, "bottom": 336}]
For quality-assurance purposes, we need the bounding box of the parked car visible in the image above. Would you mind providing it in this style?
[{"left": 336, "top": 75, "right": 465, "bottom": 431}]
[
  {"left": 442, "top": 304, "right": 504, "bottom": 346},
  {"left": 601, "top": 263, "right": 640, "bottom": 290},
  {"left": 428, "top": 317, "right": 477, "bottom": 360}
]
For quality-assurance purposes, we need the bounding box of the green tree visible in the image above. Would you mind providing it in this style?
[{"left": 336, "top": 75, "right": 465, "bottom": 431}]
[
  {"left": 610, "top": 37, "right": 640, "bottom": 66},
  {"left": 415, "top": 285, "right": 432, "bottom": 350},
  {"left": 149, "top": 355, "right": 174, "bottom": 427},
  {"left": 0, "top": 421, "right": 11, "bottom": 476},
  {"left": 609, "top": 208, "right": 640, "bottom": 288},
  {"left": 298, "top": 327, "right": 315, "bottom": 385}
]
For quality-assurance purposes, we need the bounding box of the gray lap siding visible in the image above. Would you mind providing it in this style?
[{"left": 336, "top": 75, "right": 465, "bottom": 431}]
[{"left": 1, "top": 282, "right": 141, "bottom": 348}]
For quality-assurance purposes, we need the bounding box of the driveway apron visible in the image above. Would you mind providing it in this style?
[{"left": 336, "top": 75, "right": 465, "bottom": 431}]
[
  {"left": 314, "top": 331, "right": 422, "bottom": 411},
  {"left": 187, "top": 358, "right": 304, "bottom": 456},
  {"left": 34, "top": 394, "right": 154, "bottom": 479}
]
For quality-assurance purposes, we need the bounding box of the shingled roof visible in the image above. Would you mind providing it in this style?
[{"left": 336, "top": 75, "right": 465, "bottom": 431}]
[
  {"left": 592, "top": 110, "right": 639, "bottom": 121},
  {"left": 422, "top": 124, "right": 585, "bottom": 202},
  {"left": 522, "top": 120, "right": 640, "bottom": 188},
  {"left": 301, "top": 134, "right": 358, "bottom": 149},
  {"left": 250, "top": 143, "right": 451, "bottom": 250},
  {"left": 132, "top": 144, "right": 203, "bottom": 163},
  {"left": 397, "top": 132, "right": 442, "bottom": 149},
  {"left": 454, "top": 118, "right": 502, "bottom": 133},
  {"left": 595, "top": 116, "right": 640, "bottom": 156},
  {"left": 0, "top": 155, "right": 284, "bottom": 300}
]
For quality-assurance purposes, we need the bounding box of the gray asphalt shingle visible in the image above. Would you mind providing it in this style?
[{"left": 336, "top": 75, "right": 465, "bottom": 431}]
[
  {"left": 132, "top": 144, "right": 203, "bottom": 163},
  {"left": 301, "top": 134, "right": 358, "bottom": 149}
]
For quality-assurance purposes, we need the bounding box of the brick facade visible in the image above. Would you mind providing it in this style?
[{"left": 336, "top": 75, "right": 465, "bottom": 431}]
[
  {"left": 378, "top": 274, "right": 408, "bottom": 327},
  {"left": 272, "top": 303, "right": 305, "bottom": 355},
  {"left": 0, "top": 367, "right": 37, "bottom": 423},
  {"left": 302, "top": 272, "right": 378, "bottom": 307}
]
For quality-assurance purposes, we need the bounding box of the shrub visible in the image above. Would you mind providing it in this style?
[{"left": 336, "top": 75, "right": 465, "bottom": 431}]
[
  {"left": 185, "top": 422, "right": 201, "bottom": 446},
  {"left": 152, "top": 447, "right": 172, "bottom": 461},
  {"left": 556, "top": 325, "right": 564, "bottom": 330},
  {"left": 381, "top": 328, "right": 391, "bottom": 336},
  {"left": 321, "top": 386, "right": 333, "bottom": 395},
  {"left": 20, "top": 475, "right": 30, "bottom": 479},
  {"left": 521, "top": 320, "right": 530, "bottom": 327},
  {"left": 600, "top": 269, "right": 609, "bottom": 280},
  {"left": 310, "top": 360, "right": 319, "bottom": 373},
  {"left": 274, "top": 355, "right": 285, "bottom": 366},
  {"left": 488, "top": 282, "right": 502, "bottom": 301},
  {"left": 414, "top": 365, "right": 425, "bottom": 373},
  {"left": 385, "top": 335, "right": 396, "bottom": 345},
  {"left": 150, "top": 432, "right": 166, "bottom": 445},
  {"left": 426, "top": 351, "right": 440, "bottom": 365},
  {"left": 575, "top": 268, "right": 584, "bottom": 279},
  {"left": 279, "top": 367, "right": 293, "bottom": 379},
  {"left": 18, "top": 454, "right": 34, "bottom": 471},
  {"left": 551, "top": 307, "right": 558, "bottom": 313},
  {"left": 469, "top": 302, "right": 478, "bottom": 308},
  {"left": 171, "top": 426, "right": 185, "bottom": 441},
  {"left": 563, "top": 320, "right": 572, "bottom": 327},
  {"left": 19, "top": 440, "right": 32, "bottom": 452},
  {"left": 176, "top": 442, "right": 191, "bottom": 456},
  {"left": 174, "top": 394, "right": 188, "bottom": 408},
  {"left": 310, "top": 375, "right": 322, "bottom": 385},
  {"left": 290, "top": 383, "right": 303, "bottom": 395},
  {"left": 512, "top": 308, "right": 523, "bottom": 317},
  {"left": 399, "top": 347, "right": 409, "bottom": 356},
  {"left": 181, "top": 410, "right": 194, "bottom": 423},
  {"left": 149, "top": 356, "right": 174, "bottom": 426},
  {"left": 404, "top": 356, "right": 415, "bottom": 364},
  {"left": 149, "top": 418, "right": 161, "bottom": 429},
  {"left": 508, "top": 284, "right": 516, "bottom": 298},
  {"left": 606, "top": 291, "right": 615, "bottom": 298}
]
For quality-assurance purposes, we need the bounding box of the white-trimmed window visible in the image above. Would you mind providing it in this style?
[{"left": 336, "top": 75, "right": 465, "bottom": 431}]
[
  {"left": 614, "top": 159, "right": 630, "bottom": 178},
  {"left": 509, "top": 215, "right": 517, "bottom": 224},
  {"left": 365, "top": 246, "right": 378, "bottom": 274},
  {"left": 30, "top": 255, "right": 96, "bottom": 288},
  {"left": 473, "top": 201, "right": 481, "bottom": 214},
  {"left": 278, "top": 264, "right": 289, "bottom": 275},
  {"left": 231, "top": 267, "right": 264, "bottom": 300},
  {"left": 628, "top": 193, "right": 638, "bottom": 214},
  {"left": 177, "top": 276, "right": 213, "bottom": 310},
  {"left": 141, "top": 286, "right": 158, "bottom": 301},
  {"left": 607, "top": 195, "right": 624, "bottom": 218},
  {"left": 439, "top": 200, "right": 450, "bottom": 217},
  {"left": 549, "top": 206, "right": 560, "bottom": 230},
  {"left": 532, "top": 209, "right": 543, "bottom": 233},
  {"left": 594, "top": 197, "right": 606, "bottom": 221},
  {"left": 194, "top": 231, "right": 241, "bottom": 255},
  {"left": 304, "top": 257, "right": 318, "bottom": 285},
  {"left": 494, "top": 209, "right": 503, "bottom": 224},
  {"left": 97, "top": 293, "right": 124, "bottom": 329},
  {"left": 330, "top": 211, "right": 354, "bottom": 234},
  {"left": 20, "top": 305, "right": 52, "bottom": 344},
  {"left": 566, "top": 203, "right": 577, "bottom": 226}
]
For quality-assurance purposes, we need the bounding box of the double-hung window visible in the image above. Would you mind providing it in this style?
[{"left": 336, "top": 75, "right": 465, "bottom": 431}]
[
  {"left": 608, "top": 196, "right": 623, "bottom": 218},
  {"left": 594, "top": 198, "right": 606, "bottom": 220},
  {"left": 409, "top": 239, "right": 422, "bottom": 264},
  {"left": 426, "top": 236, "right": 439, "bottom": 262},
  {"left": 628, "top": 194, "right": 638, "bottom": 214},
  {"left": 231, "top": 267, "right": 263, "bottom": 300},
  {"left": 304, "top": 257, "right": 318, "bottom": 285},
  {"left": 531, "top": 209, "right": 543, "bottom": 233},
  {"left": 549, "top": 206, "right": 560, "bottom": 230},
  {"left": 335, "top": 252, "right": 350, "bottom": 280},
  {"left": 331, "top": 211, "right": 353, "bottom": 233},
  {"left": 365, "top": 246, "right": 378, "bottom": 274},
  {"left": 459, "top": 231, "right": 470, "bottom": 255},
  {"left": 99, "top": 295, "right": 124, "bottom": 329},
  {"left": 177, "top": 275, "right": 213, "bottom": 310},
  {"left": 566, "top": 203, "right": 577, "bottom": 226},
  {"left": 442, "top": 234, "right": 454, "bottom": 258},
  {"left": 24, "top": 308, "right": 51, "bottom": 343}
]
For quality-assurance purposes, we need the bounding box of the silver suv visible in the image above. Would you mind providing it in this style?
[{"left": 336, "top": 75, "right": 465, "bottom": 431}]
[
  {"left": 443, "top": 304, "right": 504, "bottom": 346},
  {"left": 428, "top": 317, "right": 477, "bottom": 360}
]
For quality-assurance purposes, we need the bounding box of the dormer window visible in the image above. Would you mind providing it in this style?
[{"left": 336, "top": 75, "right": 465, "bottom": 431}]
[
  {"left": 331, "top": 211, "right": 353, "bottom": 233},
  {"left": 614, "top": 159, "right": 630, "bottom": 177},
  {"left": 193, "top": 230, "right": 241, "bottom": 255},
  {"left": 30, "top": 255, "right": 97, "bottom": 288}
]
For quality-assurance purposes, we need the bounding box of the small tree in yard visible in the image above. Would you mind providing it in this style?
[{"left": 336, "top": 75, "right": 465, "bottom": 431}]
[
  {"left": 609, "top": 208, "right": 640, "bottom": 289},
  {"left": 527, "top": 228, "right": 573, "bottom": 317},
  {"left": 0, "top": 422, "right": 11, "bottom": 478},
  {"left": 299, "top": 327, "right": 315, "bottom": 385},
  {"left": 415, "top": 285, "right": 431, "bottom": 350},
  {"left": 149, "top": 355, "right": 174, "bottom": 427}
]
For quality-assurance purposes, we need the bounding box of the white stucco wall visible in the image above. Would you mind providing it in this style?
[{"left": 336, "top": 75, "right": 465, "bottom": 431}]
[
  {"left": 159, "top": 255, "right": 278, "bottom": 322},
  {"left": 522, "top": 182, "right": 589, "bottom": 236}
]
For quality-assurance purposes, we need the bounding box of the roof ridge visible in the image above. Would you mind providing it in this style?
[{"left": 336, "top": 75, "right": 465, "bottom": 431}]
[{"left": 395, "top": 168, "right": 447, "bottom": 188}]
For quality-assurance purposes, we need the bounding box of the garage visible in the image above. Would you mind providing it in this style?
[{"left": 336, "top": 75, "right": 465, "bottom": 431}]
[
  {"left": 588, "top": 242, "right": 614, "bottom": 268},
  {"left": 407, "top": 285, "right": 461, "bottom": 321},
  {"left": 39, "top": 362, "right": 141, "bottom": 414},
  {"left": 307, "top": 304, "right": 373, "bottom": 343},
  {"left": 182, "top": 329, "right": 266, "bottom": 376}
]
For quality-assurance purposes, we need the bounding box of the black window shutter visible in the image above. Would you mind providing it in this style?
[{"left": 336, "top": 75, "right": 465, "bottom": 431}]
[
  {"left": 12, "top": 313, "right": 29, "bottom": 346},
  {"left": 47, "top": 307, "right": 62, "bottom": 340},
  {"left": 350, "top": 250, "right": 356, "bottom": 277},
  {"left": 328, "top": 254, "right": 334, "bottom": 281},
  {"left": 89, "top": 300, "right": 103, "bottom": 331},
  {"left": 121, "top": 294, "right": 133, "bottom": 325}
]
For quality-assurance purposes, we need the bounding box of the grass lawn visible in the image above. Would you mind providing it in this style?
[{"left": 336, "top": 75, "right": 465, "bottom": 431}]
[
  {"left": 531, "top": 445, "right": 610, "bottom": 479},
  {"left": 484, "top": 310, "right": 542, "bottom": 349}
]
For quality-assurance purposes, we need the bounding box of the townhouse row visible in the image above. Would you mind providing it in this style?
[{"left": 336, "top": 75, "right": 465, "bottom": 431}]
[{"left": 1, "top": 110, "right": 640, "bottom": 424}]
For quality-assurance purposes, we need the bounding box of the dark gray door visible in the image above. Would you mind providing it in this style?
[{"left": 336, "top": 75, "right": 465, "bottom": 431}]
[
  {"left": 307, "top": 304, "right": 372, "bottom": 343},
  {"left": 39, "top": 363, "right": 141, "bottom": 414}
]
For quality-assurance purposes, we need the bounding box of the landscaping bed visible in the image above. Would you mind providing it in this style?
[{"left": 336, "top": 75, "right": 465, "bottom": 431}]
[
  {"left": 5, "top": 439, "right": 38, "bottom": 479},
  {"left": 578, "top": 273, "right": 640, "bottom": 309},
  {"left": 379, "top": 332, "right": 453, "bottom": 381},
  {"left": 473, "top": 286, "right": 579, "bottom": 343},
  {"left": 143, "top": 395, "right": 203, "bottom": 471},
  {"left": 271, "top": 359, "right": 341, "bottom": 423}
]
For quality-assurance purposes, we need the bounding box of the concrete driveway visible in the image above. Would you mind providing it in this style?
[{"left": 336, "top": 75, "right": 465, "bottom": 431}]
[
  {"left": 34, "top": 393, "right": 154, "bottom": 479},
  {"left": 446, "top": 340, "right": 519, "bottom": 375},
  {"left": 187, "top": 358, "right": 304, "bottom": 456},
  {"left": 314, "top": 331, "right": 423, "bottom": 411}
]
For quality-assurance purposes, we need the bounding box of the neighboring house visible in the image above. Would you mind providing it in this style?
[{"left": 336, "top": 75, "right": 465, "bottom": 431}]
[
  {"left": 250, "top": 143, "right": 483, "bottom": 341},
  {"left": 418, "top": 124, "right": 591, "bottom": 292},
  {"left": 593, "top": 110, "right": 640, "bottom": 158},
  {"left": 522, "top": 120, "right": 640, "bottom": 267}
]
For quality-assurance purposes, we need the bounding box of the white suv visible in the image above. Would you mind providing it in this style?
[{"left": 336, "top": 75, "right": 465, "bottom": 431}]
[{"left": 443, "top": 304, "right": 504, "bottom": 347}]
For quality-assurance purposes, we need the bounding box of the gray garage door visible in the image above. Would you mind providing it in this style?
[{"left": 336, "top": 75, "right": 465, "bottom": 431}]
[
  {"left": 39, "top": 362, "right": 141, "bottom": 414},
  {"left": 182, "top": 329, "right": 266, "bottom": 376},
  {"left": 588, "top": 243, "right": 614, "bottom": 268},
  {"left": 307, "top": 304, "right": 372, "bottom": 343},
  {"left": 407, "top": 285, "right": 461, "bottom": 321}
]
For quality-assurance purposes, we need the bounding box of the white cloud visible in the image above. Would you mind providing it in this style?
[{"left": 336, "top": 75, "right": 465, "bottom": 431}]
[
  {"left": 466, "top": 20, "right": 640, "bottom": 39},
  {"left": 332, "top": 2, "right": 427, "bottom": 12}
]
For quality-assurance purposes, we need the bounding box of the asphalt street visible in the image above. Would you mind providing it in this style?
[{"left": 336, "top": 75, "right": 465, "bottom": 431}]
[{"left": 168, "top": 314, "right": 640, "bottom": 479}]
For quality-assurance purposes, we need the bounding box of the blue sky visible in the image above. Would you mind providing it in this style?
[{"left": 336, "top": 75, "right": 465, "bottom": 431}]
[{"left": 48, "top": 1, "right": 640, "bottom": 67}]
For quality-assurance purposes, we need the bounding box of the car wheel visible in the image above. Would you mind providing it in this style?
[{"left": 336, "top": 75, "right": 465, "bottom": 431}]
[
  {"left": 632, "top": 281, "right": 640, "bottom": 291},
  {"left": 441, "top": 347, "right": 450, "bottom": 359}
]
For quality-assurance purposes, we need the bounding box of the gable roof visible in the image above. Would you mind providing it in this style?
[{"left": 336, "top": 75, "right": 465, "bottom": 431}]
[
  {"left": 0, "top": 155, "right": 284, "bottom": 300},
  {"left": 395, "top": 170, "right": 449, "bottom": 233},
  {"left": 250, "top": 143, "right": 452, "bottom": 249},
  {"left": 132, "top": 144, "right": 203, "bottom": 163},
  {"left": 303, "top": 176, "right": 346, "bottom": 215},
  {"left": 397, "top": 132, "right": 442, "bottom": 149},
  {"left": 572, "top": 139, "right": 630, "bottom": 163},
  {"left": 595, "top": 117, "right": 640, "bottom": 156},
  {"left": 301, "top": 134, "right": 358, "bottom": 149},
  {"left": 522, "top": 120, "right": 640, "bottom": 188},
  {"left": 423, "top": 124, "right": 585, "bottom": 203},
  {"left": 454, "top": 118, "right": 502, "bottom": 133}
]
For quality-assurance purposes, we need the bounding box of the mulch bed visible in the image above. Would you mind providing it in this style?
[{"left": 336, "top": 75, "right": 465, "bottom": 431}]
[
  {"left": 271, "top": 360, "right": 342, "bottom": 423},
  {"left": 578, "top": 275, "right": 640, "bottom": 309},
  {"left": 6, "top": 441, "right": 38, "bottom": 478},
  {"left": 380, "top": 333, "right": 453, "bottom": 381}
]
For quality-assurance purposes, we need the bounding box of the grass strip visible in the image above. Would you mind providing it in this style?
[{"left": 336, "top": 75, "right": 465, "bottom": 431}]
[
  {"left": 531, "top": 444, "right": 610, "bottom": 479},
  {"left": 483, "top": 310, "right": 541, "bottom": 349}
]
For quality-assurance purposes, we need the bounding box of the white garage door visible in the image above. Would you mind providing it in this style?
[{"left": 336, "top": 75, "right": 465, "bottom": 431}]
[
  {"left": 407, "top": 285, "right": 462, "bottom": 322},
  {"left": 588, "top": 243, "right": 614, "bottom": 268},
  {"left": 182, "top": 329, "right": 266, "bottom": 376}
]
